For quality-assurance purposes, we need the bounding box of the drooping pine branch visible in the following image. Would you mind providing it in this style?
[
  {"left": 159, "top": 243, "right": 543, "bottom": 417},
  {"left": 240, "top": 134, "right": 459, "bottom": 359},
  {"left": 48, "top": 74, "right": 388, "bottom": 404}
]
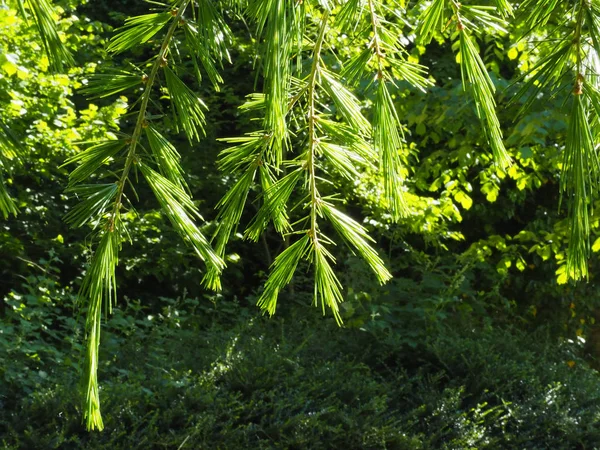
[
  {"left": 561, "top": 0, "right": 600, "bottom": 280},
  {"left": 256, "top": 9, "right": 336, "bottom": 319},
  {"left": 68, "top": 0, "right": 226, "bottom": 430},
  {"left": 80, "top": 2, "right": 192, "bottom": 431},
  {"left": 256, "top": 7, "right": 391, "bottom": 319},
  {"left": 338, "top": 0, "right": 431, "bottom": 221},
  {"left": 15, "top": 0, "right": 73, "bottom": 71},
  {"left": 510, "top": 0, "right": 600, "bottom": 281},
  {"left": 367, "top": 0, "right": 410, "bottom": 221},
  {"left": 452, "top": 1, "right": 512, "bottom": 169}
]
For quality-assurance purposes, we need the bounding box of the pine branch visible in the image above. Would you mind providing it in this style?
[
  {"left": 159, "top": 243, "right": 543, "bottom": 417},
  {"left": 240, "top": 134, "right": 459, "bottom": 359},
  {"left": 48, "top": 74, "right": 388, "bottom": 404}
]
[
  {"left": 452, "top": 1, "right": 511, "bottom": 169},
  {"left": 0, "top": 122, "right": 21, "bottom": 219},
  {"left": 109, "top": 5, "right": 191, "bottom": 232},
  {"left": 16, "top": 0, "right": 73, "bottom": 71},
  {"left": 560, "top": 0, "right": 600, "bottom": 281},
  {"left": 338, "top": 0, "right": 432, "bottom": 221},
  {"left": 248, "top": 0, "right": 301, "bottom": 167},
  {"left": 79, "top": 0, "right": 195, "bottom": 431},
  {"left": 256, "top": 10, "right": 345, "bottom": 323},
  {"left": 307, "top": 11, "right": 329, "bottom": 252},
  {"left": 367, "top": 0, "right": 410, "bottom": 220}
]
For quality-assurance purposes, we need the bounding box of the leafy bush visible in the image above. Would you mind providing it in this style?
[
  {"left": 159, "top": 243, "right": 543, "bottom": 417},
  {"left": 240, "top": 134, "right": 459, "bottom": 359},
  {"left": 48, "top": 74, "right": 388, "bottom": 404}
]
[{"left": 3, "top": 273, "right": 600, "bottom": 449}]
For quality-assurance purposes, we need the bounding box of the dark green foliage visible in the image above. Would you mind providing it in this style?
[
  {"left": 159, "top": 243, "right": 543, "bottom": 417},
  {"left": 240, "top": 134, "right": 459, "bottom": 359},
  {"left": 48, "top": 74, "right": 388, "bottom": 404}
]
[{"left": 2, "top": 272, "right": 600, "bottom": 449}]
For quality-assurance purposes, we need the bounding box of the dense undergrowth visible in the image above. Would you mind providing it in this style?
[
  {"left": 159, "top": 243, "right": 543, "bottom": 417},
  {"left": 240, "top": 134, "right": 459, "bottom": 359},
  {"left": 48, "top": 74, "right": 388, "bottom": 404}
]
[{"left": 2, "top": 267, "right": 600, "bottom": 449}]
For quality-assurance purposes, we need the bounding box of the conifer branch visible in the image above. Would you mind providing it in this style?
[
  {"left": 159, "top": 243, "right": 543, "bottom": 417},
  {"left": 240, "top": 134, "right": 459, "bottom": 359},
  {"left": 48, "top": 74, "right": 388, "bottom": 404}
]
[
  {"left": 109, "top": 1, "right": 191, "bottom": 231},
  {"left": 367, "top": 0, "right": 385, "bottom": 79},
  {"left": 561, "top": 0, "right": 600, "bottom": 280},
  {"left": 366, "top": 0, "right": 410, "bottom": 220},
  {"left": 451, "top": 1, "right": 511, "bottom": 168},
  {"left": 81, "top": 0, "right": 192, "bottom": 431},
  {"left": 307, "top": 10, "right": 329, "bottom": 247}
]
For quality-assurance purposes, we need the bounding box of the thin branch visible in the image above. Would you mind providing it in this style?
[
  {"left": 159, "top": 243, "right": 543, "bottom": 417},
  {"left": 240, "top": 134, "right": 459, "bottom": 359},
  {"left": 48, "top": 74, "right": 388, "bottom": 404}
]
[
  {"left": 109, "top": 1, "right": 192, "bottom": 232},
  {"left": 367, "top": 0, "right": 385, "bottom": 79},
  {"left": 307, "top": 11, "right": 330, "bottom": 245}
]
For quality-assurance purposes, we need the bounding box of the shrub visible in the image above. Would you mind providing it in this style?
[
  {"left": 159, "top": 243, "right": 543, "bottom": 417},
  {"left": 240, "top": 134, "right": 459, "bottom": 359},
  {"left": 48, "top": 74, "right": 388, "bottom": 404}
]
[{"left": 3, "top": 283, "right": 600, "bottom": 449}]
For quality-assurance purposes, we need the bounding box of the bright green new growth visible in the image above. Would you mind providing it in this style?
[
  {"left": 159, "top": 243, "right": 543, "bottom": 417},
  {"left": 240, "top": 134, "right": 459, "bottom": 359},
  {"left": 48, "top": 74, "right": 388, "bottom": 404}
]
[
  {"left": 80, "top": 227, "right": 120, "bottom": 431},
  {"left": 164, "top": 67, "right": 208, "bottom": 143},
  {"left": 7, "top": 0, "right": 600, "bottom": 431},
  {"left": 0, "top": 0, "right": 73, "bottom": 217},
  {"left": 340, "top": 0, "right": 432, "bottom": 221},
  {"left": 15, "top": 0, "right": 73, "bottom": 71},
  {"left": 563, "top": 95, "right": 598, "bottom": 280},
  {"left": 60, "top": 0, "right": 227, "bottom": 430},
  {"left": 458, "top": 29, "right": 511, "bottom": 169}
]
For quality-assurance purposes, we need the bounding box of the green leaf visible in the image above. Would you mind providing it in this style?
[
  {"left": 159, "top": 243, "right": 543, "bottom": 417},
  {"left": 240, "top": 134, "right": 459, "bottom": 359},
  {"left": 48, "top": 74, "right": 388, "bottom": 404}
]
[
  {"left": 592, "top": 237, "right": 600, "bottom": 252},
  {"left": 556, "top": 264, "right": 569, "bottom": 285},
  {"left": 454, "top": 189, "right": 473, "bottom": 210}
]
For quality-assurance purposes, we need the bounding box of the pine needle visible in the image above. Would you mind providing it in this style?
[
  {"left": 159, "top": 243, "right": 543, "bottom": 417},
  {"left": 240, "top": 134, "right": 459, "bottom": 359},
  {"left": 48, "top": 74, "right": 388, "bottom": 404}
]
[
  {"left": 80, "top": 229, "right": 120, "bottom": 431},
  {"left": 107, "top": 12, "right": 172, "bottom": 54},
  {"left": 257, "top": 235, "right": 311, "bottom": 315},
  {"left": 458, "top": 30, "right": 511, "bottom": 168},
  {"left": 561, "top": 94, "right": 600, "bottom": 280},
  {"left": 163, "top": 67, "right": 207, "bottom": 143}
]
